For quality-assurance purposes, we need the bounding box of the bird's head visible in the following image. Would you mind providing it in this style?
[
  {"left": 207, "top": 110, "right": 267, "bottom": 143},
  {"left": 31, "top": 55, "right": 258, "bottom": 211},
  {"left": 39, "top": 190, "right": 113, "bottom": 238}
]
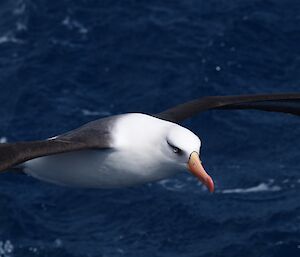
[
  {"left": 114, "top": 114, "right": 214, "bottom": 192},
  {"left": 163, "top": 125, "right": 214, "bottom": 192}
]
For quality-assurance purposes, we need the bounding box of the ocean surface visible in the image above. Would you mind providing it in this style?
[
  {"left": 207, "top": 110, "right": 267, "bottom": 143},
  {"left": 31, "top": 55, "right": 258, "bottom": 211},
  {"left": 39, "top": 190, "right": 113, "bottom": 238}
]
[{"left": 0, "top": 0, "right": 300, "bottom": 256}]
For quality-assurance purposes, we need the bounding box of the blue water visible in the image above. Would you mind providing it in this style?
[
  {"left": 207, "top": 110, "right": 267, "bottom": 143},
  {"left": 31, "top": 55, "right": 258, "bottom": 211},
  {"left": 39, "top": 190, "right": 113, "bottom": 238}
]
[{"left": 0, "top": 0, "right": 300, "bottom": 256}]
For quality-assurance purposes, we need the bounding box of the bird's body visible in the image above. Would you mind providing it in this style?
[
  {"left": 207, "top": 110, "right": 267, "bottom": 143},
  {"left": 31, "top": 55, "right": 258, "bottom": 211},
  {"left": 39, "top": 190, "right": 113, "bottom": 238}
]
[
  {"left": 24, "top": 114, "right": 190, "bottom": 188},
  {"left": 1, "top": 92, "right": 300, "bottom": 192}
]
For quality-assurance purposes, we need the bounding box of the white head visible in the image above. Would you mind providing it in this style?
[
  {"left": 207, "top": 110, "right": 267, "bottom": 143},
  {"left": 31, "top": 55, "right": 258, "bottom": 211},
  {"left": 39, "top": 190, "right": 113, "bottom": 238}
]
[
  {"left": 113, "top": 113, "right": 214, "bottom": 192},
  {"left": 162, "top": 124, "right": 201, "bottom": 165}
]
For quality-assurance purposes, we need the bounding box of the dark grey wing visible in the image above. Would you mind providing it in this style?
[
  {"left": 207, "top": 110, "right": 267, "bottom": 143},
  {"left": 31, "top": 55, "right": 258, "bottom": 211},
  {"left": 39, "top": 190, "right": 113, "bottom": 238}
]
[
  {"left": 156, "top": 93, "right": 300, "bottom": 123},
  {"left": 0, "top": 116, "right": 117, "bottom": 173}
]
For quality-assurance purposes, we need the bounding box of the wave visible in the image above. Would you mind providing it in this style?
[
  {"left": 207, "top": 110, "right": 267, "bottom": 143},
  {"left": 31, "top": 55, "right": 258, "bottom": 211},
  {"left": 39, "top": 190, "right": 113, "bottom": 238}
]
[
  {"left": 0, "top": 34, "right": 23, "bottom": 45},
  {"left": 62, "top": 16, "right": 88, "bottom": 34},
  {"left": 220, "top": 182, "right": 281, "bottom": 194},
  {"left": 157, "top": 178, "right": 186, "bottom": 191},
  {"left": 81, "top": 109, "right": 111, "bottom": 117},
  {"left": 157, "top": 176, "right": 300, "bottom": 194},
  {"left": 0, "top": 240, "right": 14, "bottom": 257}
]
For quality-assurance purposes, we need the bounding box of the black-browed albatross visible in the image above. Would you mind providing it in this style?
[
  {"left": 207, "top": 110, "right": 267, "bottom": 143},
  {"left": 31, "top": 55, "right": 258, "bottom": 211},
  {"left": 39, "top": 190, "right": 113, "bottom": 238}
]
[{"left": 0, "top": 93, "right": 300, "bottom": 192}]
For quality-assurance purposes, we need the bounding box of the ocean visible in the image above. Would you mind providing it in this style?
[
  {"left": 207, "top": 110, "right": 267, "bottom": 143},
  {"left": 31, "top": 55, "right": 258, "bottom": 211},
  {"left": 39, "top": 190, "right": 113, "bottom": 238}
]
[{"left": 0, "top": 0, "right": 299, "bottom": 256}]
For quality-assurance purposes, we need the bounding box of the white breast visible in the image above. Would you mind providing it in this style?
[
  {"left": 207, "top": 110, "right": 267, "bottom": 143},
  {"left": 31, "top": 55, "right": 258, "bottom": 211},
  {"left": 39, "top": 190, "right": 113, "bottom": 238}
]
[{"left": 24, "top": 149, "right": 180, "bottom": 188}]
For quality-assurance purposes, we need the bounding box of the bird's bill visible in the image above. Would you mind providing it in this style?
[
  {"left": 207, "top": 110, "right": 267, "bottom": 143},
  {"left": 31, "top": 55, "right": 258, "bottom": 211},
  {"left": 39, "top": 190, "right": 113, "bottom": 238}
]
[{"left": 188, "top": 152, "right": 214, "bottom": 193}]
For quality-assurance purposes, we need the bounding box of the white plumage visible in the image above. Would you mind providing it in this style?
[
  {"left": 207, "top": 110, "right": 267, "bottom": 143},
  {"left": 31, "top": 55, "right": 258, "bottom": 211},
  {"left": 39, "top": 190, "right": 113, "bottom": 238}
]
[{"left": 24, "top": 113, "right": 202, "bottom": 188}]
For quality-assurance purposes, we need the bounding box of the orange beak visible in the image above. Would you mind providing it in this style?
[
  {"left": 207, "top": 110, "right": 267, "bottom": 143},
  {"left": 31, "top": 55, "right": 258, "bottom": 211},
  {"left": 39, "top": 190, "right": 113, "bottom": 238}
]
[{"left": 188, "top": 152, "right": 214, "bottom": 193}]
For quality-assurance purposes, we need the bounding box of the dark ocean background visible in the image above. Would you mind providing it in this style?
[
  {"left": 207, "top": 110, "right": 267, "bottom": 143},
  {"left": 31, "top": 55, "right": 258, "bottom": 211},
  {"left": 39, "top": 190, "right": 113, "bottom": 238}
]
[{"left": 0, "top": 0, "right": 300, "bottom": 256}]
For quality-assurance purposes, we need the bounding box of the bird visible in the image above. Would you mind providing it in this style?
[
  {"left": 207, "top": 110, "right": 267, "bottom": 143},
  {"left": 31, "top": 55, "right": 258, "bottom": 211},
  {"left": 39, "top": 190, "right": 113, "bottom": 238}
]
[{"left": 0, "top": 93, "right": 300, "bottom": 192}]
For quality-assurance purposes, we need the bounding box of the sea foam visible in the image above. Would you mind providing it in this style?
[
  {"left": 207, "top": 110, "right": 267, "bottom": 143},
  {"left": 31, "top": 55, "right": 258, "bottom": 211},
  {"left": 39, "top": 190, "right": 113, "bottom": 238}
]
[{"left": 220, "top": 183, "right": 281, "bottom": 194}]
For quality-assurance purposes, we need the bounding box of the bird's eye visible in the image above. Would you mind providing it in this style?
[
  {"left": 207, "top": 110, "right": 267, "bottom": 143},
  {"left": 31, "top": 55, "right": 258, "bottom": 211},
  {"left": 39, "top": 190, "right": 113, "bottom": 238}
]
[
  {"left": 167, "top": 140, "right": 182, "bottom": 155},
  {"left": 172, "top": 147, "right": 181, "bottom": 154}
]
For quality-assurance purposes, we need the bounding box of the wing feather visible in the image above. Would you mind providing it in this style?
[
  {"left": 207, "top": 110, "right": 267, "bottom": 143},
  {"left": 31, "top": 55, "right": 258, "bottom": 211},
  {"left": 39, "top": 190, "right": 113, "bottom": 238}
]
[
  {"left": 156, "top": 93, "right": 300, "bottom": 122},
  {"left": 0, "top": 116, "right": 117, "bottom": 172}
]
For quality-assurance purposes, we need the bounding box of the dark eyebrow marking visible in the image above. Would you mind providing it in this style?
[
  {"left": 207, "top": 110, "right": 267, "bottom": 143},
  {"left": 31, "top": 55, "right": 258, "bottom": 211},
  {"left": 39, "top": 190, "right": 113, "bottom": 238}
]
[{"left": 166, "top": 140, "right": 183, "bottom": 155}]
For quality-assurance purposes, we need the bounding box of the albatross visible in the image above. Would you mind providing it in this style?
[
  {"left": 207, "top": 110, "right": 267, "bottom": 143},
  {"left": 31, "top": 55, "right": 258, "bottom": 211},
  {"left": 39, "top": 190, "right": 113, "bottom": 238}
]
[{"left": 1, "top": 93, "right": 300, "bottom": 192}]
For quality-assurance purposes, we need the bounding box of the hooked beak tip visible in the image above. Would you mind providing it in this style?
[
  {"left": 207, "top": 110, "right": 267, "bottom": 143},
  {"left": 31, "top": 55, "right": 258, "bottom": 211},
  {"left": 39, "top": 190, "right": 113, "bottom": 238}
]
[{"left": 206, "top": 176, "right": 215, "bottom": 193}]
